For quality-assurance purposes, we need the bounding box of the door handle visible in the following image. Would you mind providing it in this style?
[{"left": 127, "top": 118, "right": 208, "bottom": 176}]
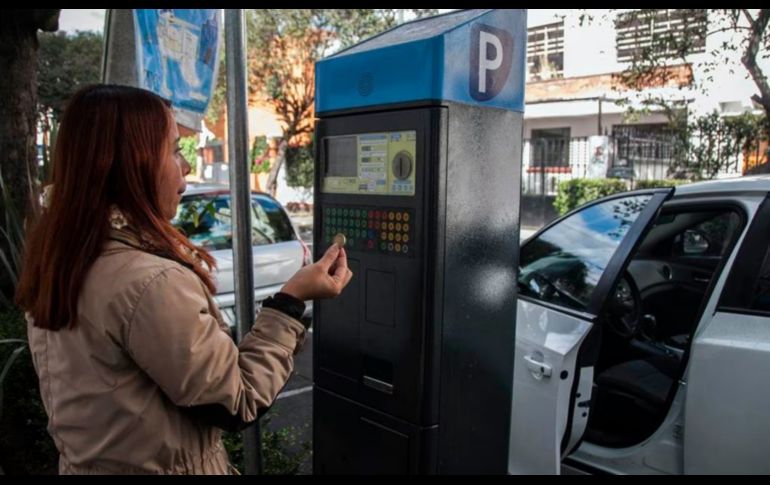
[{"left": 523, "top": 354, "right": 552, "bottom": 378}]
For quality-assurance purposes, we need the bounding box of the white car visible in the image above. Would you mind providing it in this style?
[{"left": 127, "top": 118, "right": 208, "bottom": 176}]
[
  {"left": 511, "top": 175, "right": 770, "bottom": 475},
  {"left": 173, "top": 184, "right": 312, "bottom": 329}
]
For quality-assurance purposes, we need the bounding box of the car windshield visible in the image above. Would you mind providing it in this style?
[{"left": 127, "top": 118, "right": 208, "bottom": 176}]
[{"left": 173, "top": 193, "right": 295, "bottom": 250}]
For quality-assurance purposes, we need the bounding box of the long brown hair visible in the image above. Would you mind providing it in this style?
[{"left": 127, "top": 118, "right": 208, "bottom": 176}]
[{"left": 16, "top": 84, "right": 216, "bottom": 330}]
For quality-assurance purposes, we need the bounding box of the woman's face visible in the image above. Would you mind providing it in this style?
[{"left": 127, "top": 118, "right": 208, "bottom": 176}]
[{"left": 159, "top": 115, "right": 192, "bottom": 220}]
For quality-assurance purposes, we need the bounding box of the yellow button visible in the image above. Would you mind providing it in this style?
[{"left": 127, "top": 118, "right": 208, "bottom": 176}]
[
  {"left": 381, "top": 221, "right": 388, "bottom": 230},
  {"left": 396, "top": 222, "right": 402, "bottom": 231},
  {"left": 395, "top": 233, "right": 402, "bottom": 242},
  {"left": 403, "top": 212, "right": 410, "bottom": 222},
  {"left": 388, "top": 232, "right": 394, "bottom": 241},
  {"left": 388, "top": 212, "right": 395, "bottom": 221},
  {"left": 403, "top": 223, "right": 410, "bottom": 232},
  {"left": 396, "top": 212, "right": 402, "bottom": 221},
  {"left": 403, "top": 234, "right": 409, "bottom": 243},
  {"left": 381, "top": 232, "right": 387, "bottom": 240},
  {"left": 387, "top": 222, "right": 394, "bottom": 231},
  {"left": 395, "top": 243, "right": 401, "bottom": 252}
]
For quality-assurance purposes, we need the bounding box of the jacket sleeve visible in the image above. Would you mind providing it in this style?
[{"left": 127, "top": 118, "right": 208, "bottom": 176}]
[{"left": 124, "top": 265, "right": 306, "bottom": 425}]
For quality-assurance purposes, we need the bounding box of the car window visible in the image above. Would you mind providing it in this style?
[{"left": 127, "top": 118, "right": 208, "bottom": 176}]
[
  {"left": 670, "top": 211, "right": 742, "bottom": 258},
  {"left": 251, "top": 195, "right": 295, "bottom": 245},
  {"left": 519, "top": 195, "right": 652, "bottom": 311},
  {"left": 173, "top": 193, "right": 295, "bottom": 250}
]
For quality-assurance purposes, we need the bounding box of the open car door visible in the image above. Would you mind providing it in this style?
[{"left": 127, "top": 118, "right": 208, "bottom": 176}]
[{"left": 508, "top": 188, "right": 673, "bottom": 474}]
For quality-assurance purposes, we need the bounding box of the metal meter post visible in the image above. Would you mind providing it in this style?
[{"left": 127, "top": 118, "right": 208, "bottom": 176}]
[
  {"left": 312, "top": 9, "right": 527, "bottom": 474},
  {"left": 224, "top": 8, "right": 262, "bottom": 476}
]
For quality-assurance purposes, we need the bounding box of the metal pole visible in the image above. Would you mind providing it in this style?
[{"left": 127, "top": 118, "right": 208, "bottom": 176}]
[{"left": 224, "top": 8, "right": 262, "bottom": 476}]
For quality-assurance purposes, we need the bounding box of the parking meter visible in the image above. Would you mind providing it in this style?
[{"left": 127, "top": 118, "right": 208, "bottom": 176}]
[{"left": 313, "top": 9, "right": 526, "bottom": 474}]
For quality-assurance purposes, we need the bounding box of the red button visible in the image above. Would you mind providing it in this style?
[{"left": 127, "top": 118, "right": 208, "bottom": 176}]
[
  {"left": 374, "top": 211, "right": 381, "bottom": 219},
  {"left": 367, "top": 240, "right": 374, "bottom": 249},
  {"left": 368, "top": 210, "right": 374, "bottom": 218}
]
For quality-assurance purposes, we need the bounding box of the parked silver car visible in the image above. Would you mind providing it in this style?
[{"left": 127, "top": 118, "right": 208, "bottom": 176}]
[
  {"left": 172, "top": 183, "right": 312, "bottom": 329},
  {"left": 511, "top": 175, "right": 770, "bottom": 474}
]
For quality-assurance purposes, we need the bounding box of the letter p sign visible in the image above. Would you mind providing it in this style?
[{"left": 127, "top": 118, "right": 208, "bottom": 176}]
[{"left": 470, "top": 23, "right": 513, "bottom": 101}]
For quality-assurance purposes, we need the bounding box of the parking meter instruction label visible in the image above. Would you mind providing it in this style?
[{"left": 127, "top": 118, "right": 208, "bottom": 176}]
[{"left": 323, "top": 131, "right": 416, "bottom": 196}]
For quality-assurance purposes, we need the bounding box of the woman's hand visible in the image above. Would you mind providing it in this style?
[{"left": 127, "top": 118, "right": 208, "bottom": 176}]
[{"left": 280, "top": 244, "right": 353, "bottom": 301}]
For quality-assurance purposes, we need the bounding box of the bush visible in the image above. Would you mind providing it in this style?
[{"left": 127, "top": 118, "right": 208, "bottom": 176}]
[
  {"left": 0, "top": 307, "right": 58, "bottom": 475},
  {"left": 553, "top": 178, "right": 629, "bottom": 216},
  {"left": 634, "top": 178, "right": 691, "bottom": 189},
  {"left": 222, "top": 413, "right": 311, "bottom": 475}
]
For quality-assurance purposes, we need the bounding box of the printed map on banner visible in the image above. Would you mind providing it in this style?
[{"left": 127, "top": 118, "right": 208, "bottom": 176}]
[{"left": 134, "top": 9, "right": 220, "bottom": 118}]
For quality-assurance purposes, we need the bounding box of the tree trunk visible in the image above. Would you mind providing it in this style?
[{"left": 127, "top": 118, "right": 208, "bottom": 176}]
[
  {"left": 0, "top": 10, "right": 59, "bottom": 298},
  {"left": 266, "top": 138, "right": 288, "bottom": 198}
]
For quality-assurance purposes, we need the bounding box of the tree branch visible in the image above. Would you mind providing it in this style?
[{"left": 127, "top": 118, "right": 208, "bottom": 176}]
[{"left": 740, "top": 9, "right": 770, "bottom": 114}]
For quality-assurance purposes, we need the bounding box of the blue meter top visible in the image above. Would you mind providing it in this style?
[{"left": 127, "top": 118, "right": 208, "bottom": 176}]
[{"left": 315, "top": 9, "right": 527, "bottom": 115}]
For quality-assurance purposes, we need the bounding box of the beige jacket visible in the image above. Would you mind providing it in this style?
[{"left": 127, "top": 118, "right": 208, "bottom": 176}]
[{"left": 27, "top": 237, "right": 307, "bottom": 474}]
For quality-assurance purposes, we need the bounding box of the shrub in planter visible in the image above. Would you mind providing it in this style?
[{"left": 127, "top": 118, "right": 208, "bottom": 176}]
[{"left": 553, "top": 178, "right": 629, "bottom": 216}]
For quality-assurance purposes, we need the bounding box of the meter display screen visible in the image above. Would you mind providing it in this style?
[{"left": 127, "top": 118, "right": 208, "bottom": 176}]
[{"left": 322, "top": 131, "right": 416, "bottom": 196}]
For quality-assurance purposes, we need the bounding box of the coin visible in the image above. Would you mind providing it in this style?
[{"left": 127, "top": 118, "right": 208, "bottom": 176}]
[{"left": 333, "top": 233, "right": 346, "bottom": 247}]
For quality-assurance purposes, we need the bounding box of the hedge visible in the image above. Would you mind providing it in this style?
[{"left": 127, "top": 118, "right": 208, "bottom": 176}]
[{"left": 553, "top": 178, "right": 693, "bottom": 215}]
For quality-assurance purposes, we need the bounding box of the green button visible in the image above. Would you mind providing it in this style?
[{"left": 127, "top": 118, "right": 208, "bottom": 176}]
[
  {"left": 380, "top": 242, "right": 387, "bottom": 250},
  {"left": 348, "top": 238, "right": 355, "bottom": 246},
  {"left": 324, "top": 207, "right": 330, "bottom": 215}
]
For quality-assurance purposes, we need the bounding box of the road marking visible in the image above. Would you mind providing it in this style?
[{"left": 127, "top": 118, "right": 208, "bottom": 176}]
[{"left": 276, "top": 385, "right": 313, "bottom": 400}]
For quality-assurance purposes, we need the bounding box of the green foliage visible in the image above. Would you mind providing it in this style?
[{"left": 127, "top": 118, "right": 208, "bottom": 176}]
[
  {"left": 553, "top": 178, "right": 629, "bottom": 215},
  {"left": 0, "top": 169, "right": 27, "bottom": 307},
  {"left": 179, "top": 136, "right": 199, "bottom": 176},
  {"left": 0, "top": 307, "right": 58, "bottom": 475},
  {"left": 37, "top": 31, "right": 103, "bottom": 167},
  {"left": 250, "top": 136, "right": 271, "bottom": 174},
  {"left": 634, "top": 179, "right": 691, "bottom": 189},
  {"left": 223, "top": 413, "right": 311, "bottom": 475},
  {"left": 669, "top": 111, "right": 768, "bottom": 179},
  {"left": 285, "top": 142, "right": 314, "bottom": 189}
]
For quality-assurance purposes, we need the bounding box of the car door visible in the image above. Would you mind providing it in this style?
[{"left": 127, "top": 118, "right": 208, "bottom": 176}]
[
  {"left": 684, "top": 194, "right": 770, "bottom": 474},
  {"left": 508, "top": 188, "right": 673, "bottom": 475}
]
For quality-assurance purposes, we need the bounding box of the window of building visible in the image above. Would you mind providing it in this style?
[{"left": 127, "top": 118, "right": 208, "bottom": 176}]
[
  {"left": 531, "top": 127, "right": 571, "bottom": 170},
  {"left": 616, "top": 9, "right": 707, "bottom": 63},
  {"left": 527, "top": 21, "right": 564, "bottom": 81},
  {"left": 613, "top": 123, "right": 678, "bottom": 164}
]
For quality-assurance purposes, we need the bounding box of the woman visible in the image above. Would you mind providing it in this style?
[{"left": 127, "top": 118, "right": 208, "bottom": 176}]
[{"left": 15, "top": 84, "right": 352, "bottom": 474}]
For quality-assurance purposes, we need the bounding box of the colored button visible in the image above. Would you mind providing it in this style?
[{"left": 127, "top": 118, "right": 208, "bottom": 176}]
[
  {"left": 388, "top": 211, "right": 395, "bottom": 221},
  {"left": 388, "top": 222, "right": 395, "bottom": 231},
  {"left": 324, "top": 208, "right": 330, "bottom": 215},
  {"left": 381, "top": 221, "right": 388, "bottom": 230},
  {"left": 380, "top": 242, "right": 387, "bottom": 250},
  {"left": 396, "top": 212, "right": 402, "bottom": 221},
  {"left": 343, "top": 208, "right": 348, "bottom": 216},
  {"left": 403, "top": 234, "right": 409, "bottom": 243},
  {"left": 402, "top": 244, "right": 409, "bottom": 253},
  {"left": 374, "top": 211, "right": 381, "bottom": 219},
  {"left": 396, "top": 222, "right": 402, "bottom": 232},
  {"left": 403, "top": 212, "right": 410, "bottom": 222},
  {"left": 368, "top": 210, "right": 373, "bottom": 218},
  {"left": 369, "top": 230, "right": 376, "bottom": 239},
  {"left": 395, "top": 243, "right": 401, "bottom": 252},
  {"left": 403, "top": 223, "right": 409, "bottom": 232},
  {"left": 388, "top": 242, "right": 394, "bottom": 251},
  {"left": 395, "top": 233, "right": 402, "bottom": 242},
  {"left": 367, "top": 240, "right": 374, "bottom": 249},
  {"left": 381, "top": 232, "right": 387, "bottom": 240},
  {"left": 388, "top": 233, "right": 394, "bottom": 241}
]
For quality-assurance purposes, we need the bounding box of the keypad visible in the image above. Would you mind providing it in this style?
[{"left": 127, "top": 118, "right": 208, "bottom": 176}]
[{"left": 323, "top": 206, "right": 413, "bottom": 256}]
